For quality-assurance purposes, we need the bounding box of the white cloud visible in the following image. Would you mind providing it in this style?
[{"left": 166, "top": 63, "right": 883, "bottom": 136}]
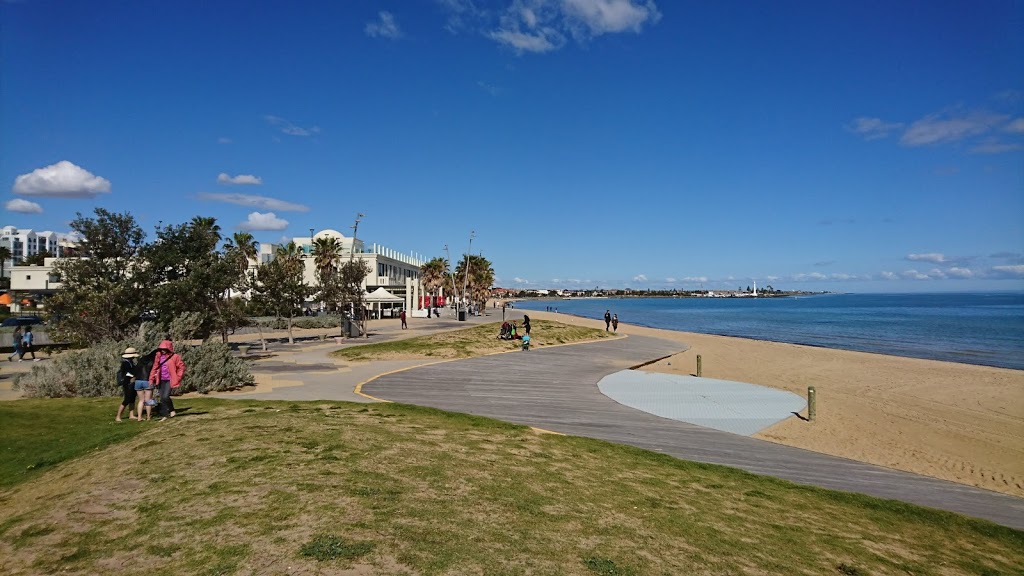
[
  {"left": 489, "top": 27, "right": 563, "bottom": 53},
  {"left": 900, "top": 110, "right": 1006, "bottom": 146},
  {"left": 513, "top": 277, "right": 530, "bottom": 284},
  {"left": 792, "top": 272, "right": 828, "bottom": 282},
  {"left": 12, "top": 160, "right": 111, "bottom": 198},
  {"left": 880, "top": 271, "right": 898, "bottom": 280},
  {"left": 901, "top": 269, "right": 931, "bottom": 280},
  {"left": 632, "top": 274, "right": 647, "bottom": 282},
  {"left": 459, "top": 0, "right": 659, "bottom": 53},
  {"left": 1004, "top": 118, "right": 1024, "bottom": 134},
  {"left": 365, "top": 11, "right": 402, "bottom": 39},
  {"left": 198, "top": 192, "right": 309, "bottom": 212},
  {"left": 991, "top": 265, "right": 1024, "bottom": 278},
  {"left": 682, "top": 276, "right": 707, "bottom": 283},
  {"left": 906, "top": 253, "right": 947, "bottom": 264},
  {"left": 562, "top": 0, "right": 662, "bottom": 36},
  {"left": 264, "top": 115, "right": 320, "bottom": 137},
  {"left": 217, "top": 173, "right": 263, "bottom": 185},
  {"left": 947, "top": 267, "right": 974, "bottom": 278},
  {"left": 845, "top": 117, "right": 904, "bottom": 140},
  {"left": 928, "top": 268, "right": 947, "bottom": 279},
  {"left": 665, "top": 277, "right": 676, "bottom": 283},
  {"left": 239, "top": 212, "right": 288, "bottom": 231},
  {"left": 5, "top": 198, "right": 43, "bottom": 214},
  {"left": 970, "top": 138, "right": 1023, "bottom": 155}
]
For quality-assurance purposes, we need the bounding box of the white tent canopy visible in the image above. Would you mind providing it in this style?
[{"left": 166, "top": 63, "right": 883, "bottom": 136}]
[{"left": 363, "top": 287, "right": 403, "bottom": 302}]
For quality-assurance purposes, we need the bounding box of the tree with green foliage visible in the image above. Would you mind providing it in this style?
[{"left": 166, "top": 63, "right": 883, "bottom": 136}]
[
  {"left": 48, "top": 209, "right": 151, "bottom": 344},
  {"left": 311, "top": 236, "right": 344, "bottom": 313},
  {"left": 419, "top": 257, "right": 449, "bottom": 308},
  {"left": 339, "top": 259, "right": 371, "bottom": 337},
  {"left": 253, "top": 242, "right": 312, "bottom": 344},
  {"left": 0, "top": 245, "right": 11, "bottom": 290},
  {"left": 454, "top": 254, "right": 494, "bottom": 313},
  {"left": 144, "top": 217, "right": 244, "bottom": 342},
  {"left": 18, "top": 250, "right": 52, "bottom": 267}
]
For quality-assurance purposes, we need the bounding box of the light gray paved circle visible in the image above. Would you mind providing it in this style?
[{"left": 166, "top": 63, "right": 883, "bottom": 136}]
[{"left": 598, "top": 371, "right": 806, "bottom": 436}]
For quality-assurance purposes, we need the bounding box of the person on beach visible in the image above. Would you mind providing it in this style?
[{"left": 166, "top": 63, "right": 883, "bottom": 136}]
[
  {"left": 149, "top": 340, "right": 186, "bottom": 422},
  {"left": 8, "top": 325, "right": 22, "bottom": 361},
  {"left": 523, "top": 314, "right": 531, "bottom": 335},
  {"left": 612, "top": 314, "right": 619, "bottom": 332},
  {"left": 400, "top": 309, "right": 408, "bottom": 329},
  {"left": 116, "top": 347, "right": 140, "bottom": 422},
  {"left": 604, "top": 310, "right": 612, "bottom": 331},
  {"left": 19, "top": 326, "right": 37, "bottom": 361}
]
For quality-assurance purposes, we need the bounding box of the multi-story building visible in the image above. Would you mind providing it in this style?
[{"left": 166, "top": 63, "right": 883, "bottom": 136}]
[
  {"left": 250, "top": 229, "right": 432, "bottom": 314},
  {"left": 0, "top": 226, "right": 71, "bottom": 273}
]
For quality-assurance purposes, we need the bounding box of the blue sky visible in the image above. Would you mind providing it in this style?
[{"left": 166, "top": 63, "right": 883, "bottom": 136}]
[{"left": 2, "top": 0, "right": 1022, "bottom": 293}]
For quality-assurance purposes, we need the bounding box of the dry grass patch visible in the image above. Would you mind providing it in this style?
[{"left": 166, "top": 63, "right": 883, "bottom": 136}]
[
  {"left": 333, "top": 320, "right": 611, "bottom": 361},
  {"left": 0, "top": 399, "right": 1021, "bottom": 575}
]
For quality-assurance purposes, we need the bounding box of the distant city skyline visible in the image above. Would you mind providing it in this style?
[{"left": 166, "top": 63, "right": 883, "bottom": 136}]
[{"left": 2, "top": 1, "right": 1021, "bottom": 293}]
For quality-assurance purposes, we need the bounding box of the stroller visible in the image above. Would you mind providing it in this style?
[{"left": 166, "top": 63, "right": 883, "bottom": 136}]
[{"left": 498, "top": 322, "right": 513, "bottom": 340}]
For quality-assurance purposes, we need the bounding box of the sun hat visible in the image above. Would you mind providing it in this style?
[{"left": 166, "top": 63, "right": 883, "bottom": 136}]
[{"left": 121, "top": 347, "right": 140, "bottom": 359}]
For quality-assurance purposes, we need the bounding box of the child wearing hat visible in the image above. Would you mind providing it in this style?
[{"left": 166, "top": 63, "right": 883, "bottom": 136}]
[{"left": 116, "top": 347, "right": 141, "bottom": 422}]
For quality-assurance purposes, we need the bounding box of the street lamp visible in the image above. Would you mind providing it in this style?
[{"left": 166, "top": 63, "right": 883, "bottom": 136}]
[{"left": 461, "top": 230, "right": 474, "bottom": 318}]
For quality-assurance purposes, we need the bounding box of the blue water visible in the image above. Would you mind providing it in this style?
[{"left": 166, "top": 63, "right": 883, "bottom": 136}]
[{"left": 513, "top": 293, "right": 1024, "bottom": 370}]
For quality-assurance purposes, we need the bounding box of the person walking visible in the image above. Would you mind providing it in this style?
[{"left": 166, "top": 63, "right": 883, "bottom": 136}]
[
  {"left": 604, "top": 310, "right": 612, "bottom": 331},
  {"left": 19, "top": 326, "right": 37, "bottom": 361},
  {"left": 116, "top": 347, "right": 140, "bottom": 422},
  {"left": 400, "top": 309, "right": 408, "bottom": 329},
  {"left": 8, "top": 325, "right": 22, "bottom": 361},
  {"left": 523, "top": 314, "right": 531, "bottom": 335},
  {"left": 611, "top": 314, "right": 619, "bottom": 333},
  {"left": 149, "top": 340, "right": 186, "bottom": 422}
]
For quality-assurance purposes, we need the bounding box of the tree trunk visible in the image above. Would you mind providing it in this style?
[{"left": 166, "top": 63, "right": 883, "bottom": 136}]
[
  {"left": 287, "top": 312, "right": 294, "bottom": 344},
  {"left": 257, "top": 322, "right": 267, "bottom": 351}
]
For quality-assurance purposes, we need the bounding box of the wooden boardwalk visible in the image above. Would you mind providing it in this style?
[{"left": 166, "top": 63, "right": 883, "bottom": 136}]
[{"left": 363, "top": 334, "right": 1024, "bottom": 530}]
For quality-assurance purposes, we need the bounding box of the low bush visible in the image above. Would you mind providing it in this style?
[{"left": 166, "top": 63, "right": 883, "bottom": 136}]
[
  {"left": 248, "top": 315, "right": 345, "bottom": 330},
  {"left": 13, "top": 338, "right": 254, "bottom": 398}
]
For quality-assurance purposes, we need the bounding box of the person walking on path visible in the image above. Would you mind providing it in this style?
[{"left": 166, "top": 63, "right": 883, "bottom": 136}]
[
  {"left": 8, "top": 325, "right": 22, "bottom": 361},
  {"left": 523, "top": 314, "right": 531, "bottom": 335},
  {"left": 19, "top": 326, "right": 37, "bottom": 361},
  {"left": 612, "top": 314, "right": 619, "bottom": 333},
  {"left": 604, "top": 310, "right": 612, "bottom": 331},
  {"left": 116, "top": 347, "right": 140, "bottom": 422},
  {"left": 149, "top": 340, "right": 186, "bottom": 422},
  {"left": 400, "top": 309, "right": 408, "bottom": 330}
]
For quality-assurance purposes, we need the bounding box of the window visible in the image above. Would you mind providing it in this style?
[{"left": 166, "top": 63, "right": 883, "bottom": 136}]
[{"left": 26, "top": 275, "right": 31, "bottom": 280}]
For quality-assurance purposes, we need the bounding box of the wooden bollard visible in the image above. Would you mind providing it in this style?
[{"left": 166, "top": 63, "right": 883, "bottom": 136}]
[
  {"left": 807, "top": 386, "right": 816, "bottom": 422},
  {"left": 696, "top": 354, "right": 702, "bottom": 377}
]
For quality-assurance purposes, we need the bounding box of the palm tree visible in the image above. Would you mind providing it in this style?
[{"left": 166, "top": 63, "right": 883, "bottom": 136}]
[
  {"left": 454, "top": 254, "right": 494, "bottom": 312},
  {"left": 0, "top": 245, "right": 12, "bottom": 283},
  {"left": 419, "top": 257, "right": 449, "bottom": 308},
  {"left": 311, "top": 236, "right": 343, "bottom": 313}
]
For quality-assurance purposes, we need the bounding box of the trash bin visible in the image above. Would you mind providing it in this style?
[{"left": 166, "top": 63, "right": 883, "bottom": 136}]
[{"left": 458, "top": 309, "right": 467, "bottom": 321}]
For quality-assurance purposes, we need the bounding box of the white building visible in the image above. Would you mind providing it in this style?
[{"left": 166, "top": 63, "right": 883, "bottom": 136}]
[
  {"left": 250, "top": 229, "right": 430, "bottom": 314},
  {"left": 0, "top": 226, "right": 72, "bottom": 274},
  {"left": 9, "top": 257, "right": 63, "bottom": 293}
]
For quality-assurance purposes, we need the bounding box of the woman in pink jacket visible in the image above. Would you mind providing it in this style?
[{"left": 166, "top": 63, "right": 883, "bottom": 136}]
[{"left": 149, "top": 340, "right": 186, "bottom": 421}]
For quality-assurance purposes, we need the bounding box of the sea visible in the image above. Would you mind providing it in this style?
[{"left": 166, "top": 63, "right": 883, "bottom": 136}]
[{"left": 512, "top": 292, "right": 1024, "bottom": 371}]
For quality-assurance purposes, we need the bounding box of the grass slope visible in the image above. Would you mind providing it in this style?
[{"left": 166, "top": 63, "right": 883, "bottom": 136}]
[
  {"left": 333, "top": 319, "right": 611, "bottom": 361},
  {"left": 0, "top": 398, "right": 1021, "bottom": 575}
]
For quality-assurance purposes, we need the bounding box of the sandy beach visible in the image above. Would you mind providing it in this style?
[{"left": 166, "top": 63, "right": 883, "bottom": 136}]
[{"left": 515, "top": 307, "right": 1024, "bottom": 498}]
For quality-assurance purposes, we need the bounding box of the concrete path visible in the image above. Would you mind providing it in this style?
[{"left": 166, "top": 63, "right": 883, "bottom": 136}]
[{"left": 362, "top": 333, "right": 1024, "bottom": 530}]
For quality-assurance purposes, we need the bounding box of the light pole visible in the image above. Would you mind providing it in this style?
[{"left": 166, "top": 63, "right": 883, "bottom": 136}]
[
  {"left": 461, "top": 230, "right": 474, "bottom": 318},
  {"left": 349, "top": 213, "right": 363, "bottom": 262},
  {"left": 349, "top": 213, "right": 366, "bottom": 337},
  {"left": 444, "top": 244, "right": 458, "bottom": 316}
]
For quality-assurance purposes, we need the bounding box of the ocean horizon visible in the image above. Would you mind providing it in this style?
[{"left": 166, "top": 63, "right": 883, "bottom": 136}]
[{"left": 511, "top": 292, "right": 1024, "bottom": 371}]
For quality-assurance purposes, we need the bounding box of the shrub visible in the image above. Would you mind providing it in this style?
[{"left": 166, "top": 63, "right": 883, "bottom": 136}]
[
  {"left": 247, "top": 315, "right": 344, "bottom": 330},
  {"left": 13, "top": 338, "right": 254, "bottom": 398}
]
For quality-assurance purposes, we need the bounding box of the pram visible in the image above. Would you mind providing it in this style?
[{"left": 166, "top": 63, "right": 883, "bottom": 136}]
[
  {"left": 521, "top": 334, "right": 530, "bottom": 351},
  {"left": 498, "top": 322, "right": 513, "bottom": 340}
]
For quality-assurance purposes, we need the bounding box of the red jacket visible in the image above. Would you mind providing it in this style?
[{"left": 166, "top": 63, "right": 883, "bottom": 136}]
[{"left": 149, "top": 340, "right": 186, "bottom": 388}]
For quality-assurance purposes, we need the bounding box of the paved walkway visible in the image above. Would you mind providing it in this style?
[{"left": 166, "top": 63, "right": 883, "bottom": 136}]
[{"left": 362, "top": 333, "right": 1024, "bottom": 530}]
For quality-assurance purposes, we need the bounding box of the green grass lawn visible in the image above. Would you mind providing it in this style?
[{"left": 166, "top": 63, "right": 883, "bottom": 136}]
[
  {"left": 334, "top": 319, "right": 611, "bottom": 361},
  {"left": 0, "top": 398, "right": 1021, "bottom": 575}
]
